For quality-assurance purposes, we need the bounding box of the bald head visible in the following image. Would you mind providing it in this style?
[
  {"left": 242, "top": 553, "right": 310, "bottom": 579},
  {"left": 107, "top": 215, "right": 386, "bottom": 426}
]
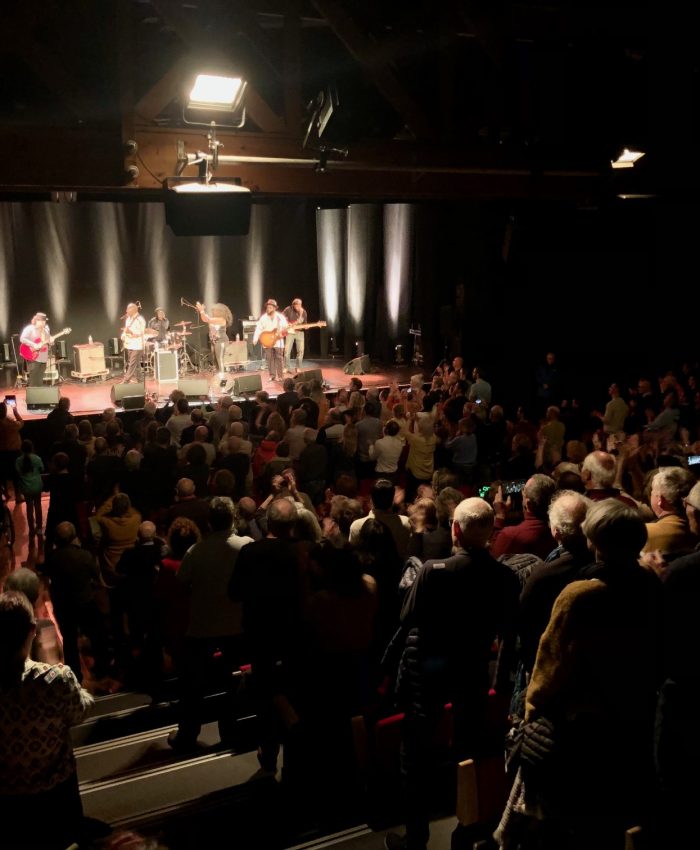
[
  {"left": 582, "top": 451, "right": 617, "bottom": 489},
  {"left": 228, "top": 405, "right": 243, "bottom": 421},
  {"left": 229, "top": 421, "right": 244, "bottom": 438},
  {"left": 238, "top": 497, "right": 257, "bottom": 519},
  {"left": 139, "top": 521, "right": 156, "bottom": 542},
  {"left": 194, "top": 425, "right": 209, "bottom": 442},
  {"left": 55, "top": 522, "right": 77, "bottom": 545},
  {"left": 267, "top": 498, "right": 298, "bottom": 539},
  {"left": 176, "top": 478, "right": 196, "bottom": 499},
  {"left": 548, "top": 490, "right": 590, "bottom": 545}
]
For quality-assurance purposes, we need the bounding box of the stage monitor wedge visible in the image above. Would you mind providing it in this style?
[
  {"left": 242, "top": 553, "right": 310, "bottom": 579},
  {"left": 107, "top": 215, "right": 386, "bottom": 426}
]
[
  {"left": 178, "top": 379, "right": 210, "bottom": 401},
  {"left": 295, "top": 368, "right": 323, "bottom": 384},
  {"left": 26, "top": 386, "right": 60, "bottom": 409},
  {"left": 343, "top": 354, "right": 371, "bottom": 375},
  {"left": 165, "top": 188, "right": 251, "bottom": 237},
  {"left": 111, "top": 383, "right": 146, "bottom": 409},
  {"left": 232, "top": 374, "right": 263, "bottom": 396}
]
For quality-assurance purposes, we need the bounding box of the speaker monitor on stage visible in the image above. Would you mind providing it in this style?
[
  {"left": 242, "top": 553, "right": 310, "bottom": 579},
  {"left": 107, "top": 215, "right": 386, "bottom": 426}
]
[
  {"left": 107, "top": 338, "right": 120, "bottom": 357},
  {"left": 178, "top": 379, "right": 210, "bottom": 400},
  {"left": 343, "top": 354, "right": 371, "bottom": 375},
  {"left": 295, "top": 368, "right": 323, "bottom": 384},
  {"left": 26, "top": 386, "right": 60, "bottom": 410},
  {"left": 110, "top": 383, "right": 146, "bottom": 409},
  {"left": 55, "top": 340, "right": 67, "bottom": 360},
  {"left": 232, "top": 374, "right": 263, "bottom": 396}
]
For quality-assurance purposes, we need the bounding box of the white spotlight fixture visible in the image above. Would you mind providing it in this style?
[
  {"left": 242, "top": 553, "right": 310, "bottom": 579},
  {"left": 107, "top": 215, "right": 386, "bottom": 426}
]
[
  {"left": 185, "top": 73, "right": 247, "bottom": 128},
  {"left": 611, "top": 148, "right": 646, "bottom": 169}
]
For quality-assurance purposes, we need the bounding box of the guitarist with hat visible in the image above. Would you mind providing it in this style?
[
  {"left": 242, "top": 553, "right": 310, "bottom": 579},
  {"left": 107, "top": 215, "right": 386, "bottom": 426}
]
[
  {"left": 253, "top": 299, "right": 288, "bottom": 383},
  {"left": 19, "top": 313, "right": 68, "bottom": 387}
]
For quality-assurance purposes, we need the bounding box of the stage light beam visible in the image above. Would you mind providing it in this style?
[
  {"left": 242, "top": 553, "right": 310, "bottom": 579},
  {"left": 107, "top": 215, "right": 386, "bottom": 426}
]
[
  {"left": 38, "top": 204, "right": 71, "bottom": 324},
  {"left": 316, "top": 207, "right": 345, "bottom": 330},
  {"left": 246, "top": 204, "right": 269, "bottom": 318},
  {"left": 95, "top": 203, "right": 125, "bottom": 322},
  {"left": 384, "top": 203, "right": 414, "bottom": 337}
]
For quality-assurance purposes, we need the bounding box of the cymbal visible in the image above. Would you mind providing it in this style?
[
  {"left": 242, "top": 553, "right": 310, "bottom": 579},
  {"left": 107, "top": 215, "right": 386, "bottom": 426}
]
[
  {"left": 173, "top": 320, "right": 192, "bottom": 326},
  {"left": 176, "top": 331, "right": 192, "bottom": 336}
]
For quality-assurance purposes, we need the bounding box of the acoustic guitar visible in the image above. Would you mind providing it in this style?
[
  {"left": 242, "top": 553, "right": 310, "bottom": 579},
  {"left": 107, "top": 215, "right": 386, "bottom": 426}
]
[
  {"left": 259, "top": 321, "right": 327, "bottom": 349},
  {"left": 19, "top": 327, "right": 72, "bottom": 361}
]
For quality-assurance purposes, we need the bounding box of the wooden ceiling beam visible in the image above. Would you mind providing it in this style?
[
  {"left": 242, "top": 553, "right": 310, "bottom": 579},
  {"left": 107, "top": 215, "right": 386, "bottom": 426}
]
[
  {"left": 147, "top": 0, "right": 285, "bottom": 133},
  {"left": 310, "top": 0, "right": 436, "bottom": 141}
]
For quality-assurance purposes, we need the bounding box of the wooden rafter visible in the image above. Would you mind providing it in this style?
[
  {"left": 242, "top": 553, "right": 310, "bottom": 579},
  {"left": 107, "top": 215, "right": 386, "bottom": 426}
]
[
  {"left": 147, "top": 0, "right": 285, "bottom": 133},
  {"left": 310, "top": 0, "right": 436, "bottom": 140}
]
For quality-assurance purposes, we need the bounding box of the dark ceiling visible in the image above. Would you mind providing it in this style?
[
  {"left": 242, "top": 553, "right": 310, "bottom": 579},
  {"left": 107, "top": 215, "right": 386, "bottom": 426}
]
[{"left": 0, "top": 0, "right": 693, "bottom": 200}]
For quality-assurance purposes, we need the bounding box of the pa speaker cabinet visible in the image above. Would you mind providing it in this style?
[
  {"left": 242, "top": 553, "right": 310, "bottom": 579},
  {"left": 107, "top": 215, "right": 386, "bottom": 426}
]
[
  {"left": 223, "top": 340, "right": 248, "bottom": 366},
  {"left": 178, "top": 378, "right": 210, "bottom": 400},
  {"left": 74, "top": 343, "right": 106, "bottom": 373},
  {"left": 233, "top": 373, "right": 263, "bottom": 395},
  {"left": 156, "top": 350, "right": 178, "bottom": 383},
  {"left": 111, "top": 382, "right": 146, "bottom": 405},
  {"left": 121, "top": 395, "right": 146, "bottom": 410},
  {"left": 295, "top": 368, "right": 323, "bottom": 384},
  {"left": 26, "top": 386, "right": 60, "bottom": 409},
  {"left": 165, "top": 189, "right": 252, "bottom": 236},
  {"left": 343, "top": 354, "right": 370, "bottom": 375}
]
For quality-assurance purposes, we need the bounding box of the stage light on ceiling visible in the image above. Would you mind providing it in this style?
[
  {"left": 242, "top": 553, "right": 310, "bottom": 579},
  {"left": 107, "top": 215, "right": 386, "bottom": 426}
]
[
  {"left": 169, "top": 181, "right": 250, "bottom": 195},
  {"left": 185, "top": 73, "right": 247, "bottom": 128},
  {"left": 189, "top": 74, "right": 244, "bottom": 108},
  {"left": 611, "top": 148, "right": 645, "bottom": 169}
]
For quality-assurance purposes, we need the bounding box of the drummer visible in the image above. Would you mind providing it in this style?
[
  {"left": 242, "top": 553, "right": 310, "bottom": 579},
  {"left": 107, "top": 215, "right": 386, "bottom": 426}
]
[{"left": 148, "top": 308, "right": 170, "bottom": 344}]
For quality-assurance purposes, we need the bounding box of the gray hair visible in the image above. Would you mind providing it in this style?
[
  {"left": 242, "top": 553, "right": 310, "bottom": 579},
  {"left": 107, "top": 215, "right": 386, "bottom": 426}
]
[
  {"left": 582, "top": 451, "right": 617, "bottom": 489},
  {"left": 652, "top": 467, "right": 697, "bottom": 512},
  {"left": 454, "top": 497, "right": 494, "bottom": 548},
  {"left": 548, "top": 490, "right": 591, "bottom": 543},
  {"left": 581, "top": 499, "right": 647, "bottom": 560},
  {"left": 523, "top": 474, "right": 556, "bottom": 519}
]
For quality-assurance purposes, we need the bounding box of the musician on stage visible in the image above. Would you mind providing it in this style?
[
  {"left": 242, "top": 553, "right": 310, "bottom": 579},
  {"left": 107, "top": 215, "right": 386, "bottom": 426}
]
[
  {"left": 282, "top": 297, "right": 307, "bottom": 373},
  {"left": 19, "top": 312, "right": 52, "bottom": 386},
  {"left": 253, "top": 299, "right": 287, "bottom": 383},
  {"left": 148, "top": 308, "right": 170, "bottom": 344},
  {"left": 121, "top": 302, "right": 146, "bottom": 383},
  {"left": 196, "top": 301, "right": 232, "bottom": 377}
]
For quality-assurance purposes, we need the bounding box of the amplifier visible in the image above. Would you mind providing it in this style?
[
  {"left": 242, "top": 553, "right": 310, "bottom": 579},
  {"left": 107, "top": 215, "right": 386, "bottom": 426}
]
[
  {"left": 155, "top": 350, "right": 178, "bottom": 383},
  {"left": 73, "top": 343, "right": 106, "bottom": 374},
  {"left": 223, "top": 340, "right": 248, "bottom": 365}
]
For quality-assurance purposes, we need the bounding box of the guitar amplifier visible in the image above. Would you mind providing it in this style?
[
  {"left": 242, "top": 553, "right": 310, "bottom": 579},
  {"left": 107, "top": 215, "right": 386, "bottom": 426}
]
[
  {"left": 155, "top": 350, "right": 178, "bottom": 383},
  {"left": 73, "top": 343, "right": 106, "bottom": 373},
  {"left": 223, "top": 340, "right": 248, "bottom": 366}
]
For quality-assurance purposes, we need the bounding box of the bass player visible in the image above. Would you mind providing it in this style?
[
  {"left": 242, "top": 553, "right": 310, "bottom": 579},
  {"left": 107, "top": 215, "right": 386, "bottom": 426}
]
[
  {"left": 253, "top": 299, "right": 288, "bottom": 383},
  {"left": 282, "top": 298, "right": 307, "bottom": 373}
]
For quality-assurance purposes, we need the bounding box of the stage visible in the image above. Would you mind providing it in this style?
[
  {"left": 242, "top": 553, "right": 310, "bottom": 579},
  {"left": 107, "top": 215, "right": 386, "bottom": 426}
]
[{"left": 8, "top": 359, "right": 420, "bottom": 420}]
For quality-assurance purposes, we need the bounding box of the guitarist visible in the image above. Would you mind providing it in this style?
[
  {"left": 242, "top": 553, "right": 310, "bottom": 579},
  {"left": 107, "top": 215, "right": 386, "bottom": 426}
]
[
  {"left": 253, "top": 299, "right": 288, "bottom": 383},
  {"left": 282, "top": 298, "right": 307, "bottom": 374},
  {"left": 19, "top": 312, "right": 54, "bottom": 386}
]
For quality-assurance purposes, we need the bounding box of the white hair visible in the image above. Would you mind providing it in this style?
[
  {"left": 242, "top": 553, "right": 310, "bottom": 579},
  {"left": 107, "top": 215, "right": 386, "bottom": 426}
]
[
  {"left": 582, "top": 451, "right": 616, "bottom": 489},
  {"left": 453, "top": 497, "right": 494, "bottom": 548},
  {"left": 548, "top": 490, "right": 591, "bottom": 542}
]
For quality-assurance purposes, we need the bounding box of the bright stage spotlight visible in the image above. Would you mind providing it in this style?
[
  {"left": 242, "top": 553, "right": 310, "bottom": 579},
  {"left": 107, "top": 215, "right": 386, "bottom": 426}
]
[{"left": 185, "top": 73, "right": 247, "bottom": 128}]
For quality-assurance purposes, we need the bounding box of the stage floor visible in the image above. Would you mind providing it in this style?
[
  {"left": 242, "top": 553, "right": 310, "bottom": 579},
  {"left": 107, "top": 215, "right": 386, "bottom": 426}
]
[{"left": 9, "top": 359, "right": 420, "bottom": 420}]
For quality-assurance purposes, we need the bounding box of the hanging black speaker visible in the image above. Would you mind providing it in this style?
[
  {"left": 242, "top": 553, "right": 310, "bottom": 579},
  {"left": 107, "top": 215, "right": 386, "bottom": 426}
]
[{"left": 165, "top": 188, "right": 252, "bottom": 236}]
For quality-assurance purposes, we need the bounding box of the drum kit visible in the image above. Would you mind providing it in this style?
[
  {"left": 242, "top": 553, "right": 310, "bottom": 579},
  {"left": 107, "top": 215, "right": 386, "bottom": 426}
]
[{"left": 144, "top": 321, "right": 195, "bottom": 374}]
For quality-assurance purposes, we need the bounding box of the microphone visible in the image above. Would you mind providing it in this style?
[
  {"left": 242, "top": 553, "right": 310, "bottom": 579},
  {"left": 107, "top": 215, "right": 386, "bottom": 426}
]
[
  {"left": 180, "top": 297, "right": 185, "bottom": 306},
  {"left": 119, "top": 313, "right": 127, "bottom": 320}
]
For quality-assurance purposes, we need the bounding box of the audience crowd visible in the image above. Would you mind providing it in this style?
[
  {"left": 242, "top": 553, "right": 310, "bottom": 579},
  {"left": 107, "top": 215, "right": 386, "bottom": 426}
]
[{"left": 1, "top": 356, "right": 700, "bottom": 850}]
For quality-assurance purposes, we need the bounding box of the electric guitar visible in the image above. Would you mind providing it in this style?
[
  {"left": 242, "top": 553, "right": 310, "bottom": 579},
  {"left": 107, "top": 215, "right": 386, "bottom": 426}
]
[
  {"left": 259, "top": 321, "right": 327, "bottom": 349},
  {"left": 19, "top": 327, "right": 72, "bottom": 362}
]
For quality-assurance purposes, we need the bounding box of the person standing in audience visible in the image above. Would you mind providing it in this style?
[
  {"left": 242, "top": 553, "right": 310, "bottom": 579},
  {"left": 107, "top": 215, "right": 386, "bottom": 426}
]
[
  {"left": 385, "top": 498, "right": 519, "bottom": 850},
  {"left": 497, "top": 500, "right": 660, "bottom": 850},
  {"left": 169, "top": 498, "right": 252, "bottom": 751},
  {"left": 0, "top": 591, "right": 93, "bottom": 850},
  {"left": 15, "top": 439, "right": 44, "bottom": 538}
]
